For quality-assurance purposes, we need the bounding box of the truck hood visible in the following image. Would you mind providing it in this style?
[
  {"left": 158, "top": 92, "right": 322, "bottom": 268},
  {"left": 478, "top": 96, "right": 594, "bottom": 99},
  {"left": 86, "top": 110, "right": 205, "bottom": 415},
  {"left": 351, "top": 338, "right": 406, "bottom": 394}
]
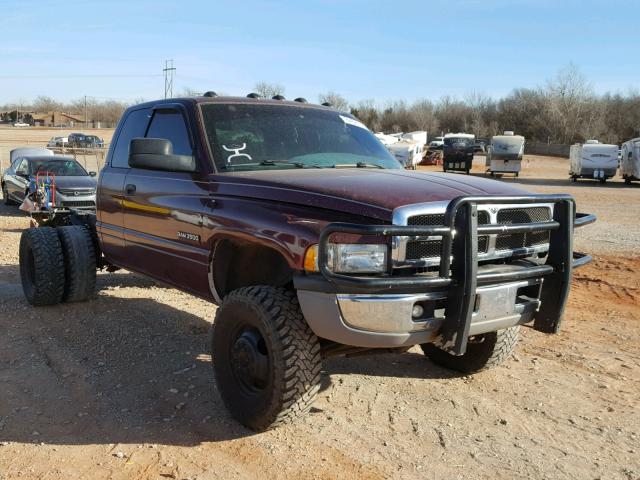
[
  {"left": 47, "top": 176, "right": 97, "bottom": 190},
  {"left": 213, "top": 168, "right": 530, "bottom": 220}
]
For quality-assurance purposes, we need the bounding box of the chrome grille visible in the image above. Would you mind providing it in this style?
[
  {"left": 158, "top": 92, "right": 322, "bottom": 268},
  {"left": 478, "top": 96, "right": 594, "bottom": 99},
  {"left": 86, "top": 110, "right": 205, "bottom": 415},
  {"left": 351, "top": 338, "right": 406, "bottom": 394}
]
[
  {"left": 57, "top": 188, "right": 95, "bottom": 196},
  {"left": 406, "top": 234, "right": 490, "bottom": 260},
  {"left": 497, "top": 207, "right": 550, "bottom": 224},
  {"left": 409, "top": 211, "right": 490, "bottom": 226},
  {"left": 392, "top": 202, "right": 553, "bottom": 268},
  {"left": 62, "top": 200, "right": 95, "bottom": 208},
  {"left": 495, "top": 207, "right": 551, "bottom": 251}
]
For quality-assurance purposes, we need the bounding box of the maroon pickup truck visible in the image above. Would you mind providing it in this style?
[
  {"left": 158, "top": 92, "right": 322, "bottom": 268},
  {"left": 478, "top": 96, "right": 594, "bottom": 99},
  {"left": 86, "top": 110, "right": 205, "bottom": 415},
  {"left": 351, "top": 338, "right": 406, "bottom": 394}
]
[{"left": 18, "top": 94, "right": 595, "bottom": 431}]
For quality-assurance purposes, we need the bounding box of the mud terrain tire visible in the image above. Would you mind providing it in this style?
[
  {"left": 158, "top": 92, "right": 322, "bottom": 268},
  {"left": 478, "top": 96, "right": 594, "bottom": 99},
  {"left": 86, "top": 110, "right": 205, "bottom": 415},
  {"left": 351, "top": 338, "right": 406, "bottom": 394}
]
[
  {"left": 19, "top": 227, "right": 65, "bottom": 306},
  {"left": 421, "top": 326, "right": 520, "bottom": 373},
  {"left": 212, "top": 286, "right": 322, "bottom": 431},
  {"left": 57, "top": 226, "right": 96, "bottom": 302}
]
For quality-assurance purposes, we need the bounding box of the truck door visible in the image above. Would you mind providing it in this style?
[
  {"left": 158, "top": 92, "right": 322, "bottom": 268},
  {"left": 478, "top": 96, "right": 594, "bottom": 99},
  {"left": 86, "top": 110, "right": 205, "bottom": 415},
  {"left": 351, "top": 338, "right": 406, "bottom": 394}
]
[
  {"left": 96, "top": 107, "right": 152, "bottom": 265},
  {"left": 121, "top": 106, "right": 211, "bottom": 296}
]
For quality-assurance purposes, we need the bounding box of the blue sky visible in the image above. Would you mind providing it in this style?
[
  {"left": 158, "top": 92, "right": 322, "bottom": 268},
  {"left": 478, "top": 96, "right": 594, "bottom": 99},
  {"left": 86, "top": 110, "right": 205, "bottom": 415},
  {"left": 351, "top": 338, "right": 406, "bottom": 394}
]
[{"left": 1, "top": 0, "right": 638, "bottom": 105}]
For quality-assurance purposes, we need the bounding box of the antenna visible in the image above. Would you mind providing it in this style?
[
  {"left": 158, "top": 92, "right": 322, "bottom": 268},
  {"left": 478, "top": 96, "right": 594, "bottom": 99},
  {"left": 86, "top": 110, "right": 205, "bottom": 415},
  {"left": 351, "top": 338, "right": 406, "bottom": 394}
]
[{"left": 163, "top": 59, "right": 176, "bottom": 99}]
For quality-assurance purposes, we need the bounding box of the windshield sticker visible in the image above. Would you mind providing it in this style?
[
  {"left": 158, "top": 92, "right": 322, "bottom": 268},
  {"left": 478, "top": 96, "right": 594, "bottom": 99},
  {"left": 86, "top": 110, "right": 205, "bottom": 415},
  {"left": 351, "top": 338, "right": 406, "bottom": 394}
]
[
  {"left": 339, "top": 115, "right": 368, "bottom": 131},
  {"left": 222, "top": 143, "right": 252, "bottom": 163}
]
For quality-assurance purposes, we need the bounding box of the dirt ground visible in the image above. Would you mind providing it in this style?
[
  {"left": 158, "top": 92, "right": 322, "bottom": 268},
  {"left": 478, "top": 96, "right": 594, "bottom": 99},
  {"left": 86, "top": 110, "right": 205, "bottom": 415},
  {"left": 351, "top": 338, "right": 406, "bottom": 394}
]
[{"left": 0, "top": 151, "right": 638, "bottom": 480}]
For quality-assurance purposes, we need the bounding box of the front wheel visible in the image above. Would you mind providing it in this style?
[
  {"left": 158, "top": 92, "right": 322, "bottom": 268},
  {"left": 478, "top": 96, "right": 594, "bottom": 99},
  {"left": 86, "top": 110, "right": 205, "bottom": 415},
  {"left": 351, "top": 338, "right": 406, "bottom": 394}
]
[
  {"left": 212, "top": 286, "right": 322, "bottom": 431},
  {"left": 421, "top": 326, "right": 520, "bottom": 373}
]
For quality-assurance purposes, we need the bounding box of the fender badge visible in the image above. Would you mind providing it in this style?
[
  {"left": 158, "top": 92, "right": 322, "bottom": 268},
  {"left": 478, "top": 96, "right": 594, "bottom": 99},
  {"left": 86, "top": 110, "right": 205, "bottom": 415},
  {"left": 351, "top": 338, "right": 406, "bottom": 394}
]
[{"left": 178, "top": 231, "right": 200, "bottom": 242}]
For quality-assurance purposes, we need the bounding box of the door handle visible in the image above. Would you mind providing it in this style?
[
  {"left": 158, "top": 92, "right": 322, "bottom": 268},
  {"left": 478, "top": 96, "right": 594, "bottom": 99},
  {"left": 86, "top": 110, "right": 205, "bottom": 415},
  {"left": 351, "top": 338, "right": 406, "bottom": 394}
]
[{"left": 125, "top": 184, "right": 136, "bottom": 195}]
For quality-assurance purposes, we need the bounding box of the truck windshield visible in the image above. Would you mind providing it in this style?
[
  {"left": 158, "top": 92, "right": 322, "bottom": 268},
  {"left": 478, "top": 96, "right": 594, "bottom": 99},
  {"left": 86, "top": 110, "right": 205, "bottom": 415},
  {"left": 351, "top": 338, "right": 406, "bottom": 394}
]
[{"left": 201, "top": 104, "right": 401, "bottom": 171}]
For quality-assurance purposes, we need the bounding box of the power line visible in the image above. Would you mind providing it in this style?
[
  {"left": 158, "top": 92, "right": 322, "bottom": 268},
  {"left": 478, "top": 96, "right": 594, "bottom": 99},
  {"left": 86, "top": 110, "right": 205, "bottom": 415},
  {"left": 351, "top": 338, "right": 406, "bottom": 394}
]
[{"left": 0, "top": 74, "right": 162, "bottom": 79}]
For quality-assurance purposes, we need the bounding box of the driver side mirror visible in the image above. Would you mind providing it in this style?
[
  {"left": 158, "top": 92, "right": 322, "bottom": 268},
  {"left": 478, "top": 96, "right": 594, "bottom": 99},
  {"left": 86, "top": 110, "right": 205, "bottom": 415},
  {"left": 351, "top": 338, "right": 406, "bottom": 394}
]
[
  {"left": 89, "top": 171, "right": 97, "bottom": 177},
  {"left": 129, "top": 138, "right": 196, "bottom": 173}
]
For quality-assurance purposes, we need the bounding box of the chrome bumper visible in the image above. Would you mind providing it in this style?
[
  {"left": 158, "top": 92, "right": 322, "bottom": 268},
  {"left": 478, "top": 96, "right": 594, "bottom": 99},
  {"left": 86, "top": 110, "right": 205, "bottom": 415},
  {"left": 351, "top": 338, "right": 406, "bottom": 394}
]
[{"left": 297, "top": 277, "right": 541, "bottom": 348}]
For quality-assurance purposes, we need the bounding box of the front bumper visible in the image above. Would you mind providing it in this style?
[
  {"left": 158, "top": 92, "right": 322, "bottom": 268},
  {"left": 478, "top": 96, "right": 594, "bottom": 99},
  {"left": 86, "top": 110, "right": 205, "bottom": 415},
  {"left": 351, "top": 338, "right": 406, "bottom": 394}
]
[
  {"left": 298, "top": 274, "right": 541, "bottom": 348},
  {"left": 294, "top": 194, "right": 595, "bottom": 354},
  {"left": 54, "top": 192, "right": 96, "bottom": 210}
]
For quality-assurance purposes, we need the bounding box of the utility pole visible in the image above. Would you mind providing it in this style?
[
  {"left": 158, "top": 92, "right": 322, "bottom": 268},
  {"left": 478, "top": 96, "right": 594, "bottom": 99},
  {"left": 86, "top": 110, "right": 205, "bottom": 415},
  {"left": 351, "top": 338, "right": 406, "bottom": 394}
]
[
  {"left": 163, "top": 59, "right": 176, "bottom": 99},
  {"left": 84, "top": 95, "right": 88, "bottom": 130}
]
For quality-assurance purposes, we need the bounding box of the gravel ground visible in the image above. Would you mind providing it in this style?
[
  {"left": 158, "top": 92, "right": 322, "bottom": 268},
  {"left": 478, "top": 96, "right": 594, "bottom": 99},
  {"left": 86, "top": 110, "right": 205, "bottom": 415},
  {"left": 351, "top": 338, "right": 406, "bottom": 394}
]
[{"left": 0, "top": 154, "right": 638, "bottom": 480}]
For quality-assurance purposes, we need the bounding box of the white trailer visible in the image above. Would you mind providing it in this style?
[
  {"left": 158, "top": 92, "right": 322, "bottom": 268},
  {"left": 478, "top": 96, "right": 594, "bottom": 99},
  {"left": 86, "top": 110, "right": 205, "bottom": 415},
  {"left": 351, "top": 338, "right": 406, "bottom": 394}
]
[
  {"left": 401, "top": 131, "right": 427, "bottom": 146},
  {"left": 386, "top": 141, "right": 424, "bottom": 170},
  {"left": 621, "top": 138, "right": 640, "bottom": 184},
  {"left": 569, "top": 140, "right": 618, "bottom": 183},
  {"left": 486, "top": 132, "right": 525, "bottom": 176}
]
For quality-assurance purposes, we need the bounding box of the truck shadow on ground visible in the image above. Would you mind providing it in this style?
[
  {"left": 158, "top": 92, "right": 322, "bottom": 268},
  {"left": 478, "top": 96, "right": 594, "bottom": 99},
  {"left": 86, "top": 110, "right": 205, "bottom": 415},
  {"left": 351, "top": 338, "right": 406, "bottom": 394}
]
[{"left": 0, "top": 267, "right": 460, "bottom": 447}]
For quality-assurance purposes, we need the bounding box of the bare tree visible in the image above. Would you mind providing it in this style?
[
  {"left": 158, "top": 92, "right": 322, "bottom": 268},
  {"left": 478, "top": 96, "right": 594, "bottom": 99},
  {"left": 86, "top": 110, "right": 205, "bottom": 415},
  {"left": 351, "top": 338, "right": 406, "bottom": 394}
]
[
  {"left": 409, "top": 99, "right": 438, "bottom": 133},
  {"left": 351, "top": 99, "right": 381, "bottom": 131},
  {"left": 179, "top": 87, "right": 202, "bottom": 97},
  {"left": 318, "top": 91, "right": 350, "bottom": 112},
  {"left": 32, "top": 95, "right": 63, "bottom": 113},
  {"left": 544, "top": 63, "right": 595, "bottom": 143},
  {"left": 254, "top": 82, "right": 286, "bottom": 98}
]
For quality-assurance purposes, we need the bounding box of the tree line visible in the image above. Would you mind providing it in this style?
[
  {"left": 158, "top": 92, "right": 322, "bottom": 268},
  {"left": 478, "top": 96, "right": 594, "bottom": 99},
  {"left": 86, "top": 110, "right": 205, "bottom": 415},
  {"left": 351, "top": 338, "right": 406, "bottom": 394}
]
[
  {"left": 0, "top": 96, "right": 141, "bottom": 127},
  {"left": 261, "top": 65, "right": 640, "bottom": 145},
  {"left": 2, "top": 65, "right": 638, "bottom": 144}
]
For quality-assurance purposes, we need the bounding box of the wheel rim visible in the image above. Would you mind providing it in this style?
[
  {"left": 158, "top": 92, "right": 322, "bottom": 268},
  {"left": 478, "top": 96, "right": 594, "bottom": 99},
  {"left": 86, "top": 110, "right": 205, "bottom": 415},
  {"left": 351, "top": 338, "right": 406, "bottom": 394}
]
[{"left": 230, "top": 327, "right": 270, "bottom": 394}]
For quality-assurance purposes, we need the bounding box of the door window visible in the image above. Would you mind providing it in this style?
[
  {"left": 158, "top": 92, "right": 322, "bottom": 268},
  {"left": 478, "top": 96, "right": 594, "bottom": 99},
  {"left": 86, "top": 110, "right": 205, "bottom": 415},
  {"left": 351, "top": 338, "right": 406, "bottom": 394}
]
[
  {"left": 146, "top": 110, "right": 193, "bottom": 156},
  {"left": 111, "top": 108, "right": 152, "bottom": 168}
]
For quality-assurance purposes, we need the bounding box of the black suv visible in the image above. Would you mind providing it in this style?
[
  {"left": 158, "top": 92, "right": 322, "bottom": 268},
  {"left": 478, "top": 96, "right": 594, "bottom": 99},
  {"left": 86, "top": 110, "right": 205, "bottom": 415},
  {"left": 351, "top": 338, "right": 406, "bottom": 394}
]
[{"left": 67, "top": 133, "right": 103, "bottom": 148}]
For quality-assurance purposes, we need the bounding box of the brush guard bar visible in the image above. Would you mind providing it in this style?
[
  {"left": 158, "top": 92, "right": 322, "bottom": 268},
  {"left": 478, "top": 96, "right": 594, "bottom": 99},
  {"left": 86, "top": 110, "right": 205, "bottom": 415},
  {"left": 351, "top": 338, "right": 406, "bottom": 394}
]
[{"left": 317, "top": 195, "right": 595, "bottom": 355}]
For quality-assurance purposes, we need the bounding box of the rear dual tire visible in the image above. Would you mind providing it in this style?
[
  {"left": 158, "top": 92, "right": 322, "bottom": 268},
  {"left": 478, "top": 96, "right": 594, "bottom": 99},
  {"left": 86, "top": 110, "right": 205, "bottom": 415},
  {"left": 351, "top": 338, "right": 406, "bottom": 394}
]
[
  {"left": 57, "top": 226, "right": 97, "bottom": 302},
  {"left": 19, "top": 226, "right": 96, "bottom": 306},
  {"left": 19, "top": 228, "right": 66, "bottom": 306}
]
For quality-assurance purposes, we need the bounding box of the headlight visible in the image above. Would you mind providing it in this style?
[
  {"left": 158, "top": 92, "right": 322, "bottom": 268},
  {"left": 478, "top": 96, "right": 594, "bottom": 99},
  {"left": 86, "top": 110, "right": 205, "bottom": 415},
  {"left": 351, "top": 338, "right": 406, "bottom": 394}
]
[{"left": 304, "top": 244, "right": 387, "bottom": 273}]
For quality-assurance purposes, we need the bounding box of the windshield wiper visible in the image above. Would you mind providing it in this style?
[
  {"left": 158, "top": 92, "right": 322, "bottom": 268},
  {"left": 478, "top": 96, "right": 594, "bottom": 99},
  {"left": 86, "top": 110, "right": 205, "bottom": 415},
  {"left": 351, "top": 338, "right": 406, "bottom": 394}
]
[
  {"left": 224, "top": 160, "right": 305, "bottom": 169},
  {"left": 332, "top": 162, "right": 385, "bottom": 169},
  {"left": 259, "top": 160, "right": 304, "bottom": 168}
]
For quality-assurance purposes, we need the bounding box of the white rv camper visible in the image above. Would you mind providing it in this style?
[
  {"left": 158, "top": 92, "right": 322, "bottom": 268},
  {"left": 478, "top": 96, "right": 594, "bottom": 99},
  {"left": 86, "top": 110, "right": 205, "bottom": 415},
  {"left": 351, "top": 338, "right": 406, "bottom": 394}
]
[
  {"left": 486, "top": 131, "right": 525, "bottom": 176},
  {"left": 621, "top": 138, "right": 640, "bottom": 184},
  {"left": 401, "top": 131, "right": 428, "bottom": 146},
  {"left": 374, "top": 133, "right": 400, "bottom": 145},
  {"left": 386, "top": 141, "right": 424, "bottom": 170},
  {"left": 569, "top": 140, "right": 618, "bottom": 183}
]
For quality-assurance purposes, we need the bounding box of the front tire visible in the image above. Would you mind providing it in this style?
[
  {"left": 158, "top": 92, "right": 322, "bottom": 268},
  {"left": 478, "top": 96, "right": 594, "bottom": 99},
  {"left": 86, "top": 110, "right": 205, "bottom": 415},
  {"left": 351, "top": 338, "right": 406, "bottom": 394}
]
[
  {"left": 19, "top": 228, "right": 65, "bottom": 306},
  {"left": 421, "top": 326, "right": 520, "bottom": 373},
  {"left": 212, "top": 286, "right": 322, "bottom": 431}
]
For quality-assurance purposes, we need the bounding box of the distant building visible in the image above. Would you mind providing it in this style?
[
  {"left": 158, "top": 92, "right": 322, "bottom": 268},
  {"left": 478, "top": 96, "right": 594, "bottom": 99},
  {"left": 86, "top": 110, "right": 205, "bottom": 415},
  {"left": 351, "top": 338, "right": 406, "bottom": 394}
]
[{"left": 31, "top": 111, "right": 87, "bottom": 127}]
